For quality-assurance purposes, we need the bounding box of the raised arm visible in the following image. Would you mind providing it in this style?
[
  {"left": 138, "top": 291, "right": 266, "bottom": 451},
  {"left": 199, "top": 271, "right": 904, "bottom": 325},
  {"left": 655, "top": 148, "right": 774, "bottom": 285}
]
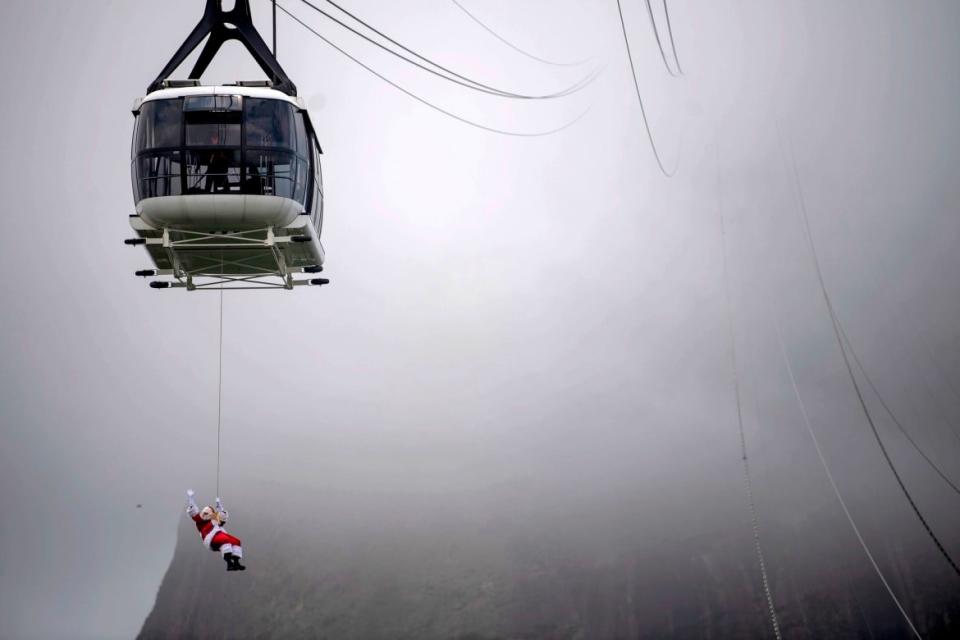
[
  {"left": 215, "top": 496, "right": 229, "bottom": 523},
  {"left": 186, "top": 489, "right": 199, "bottom": 518}
]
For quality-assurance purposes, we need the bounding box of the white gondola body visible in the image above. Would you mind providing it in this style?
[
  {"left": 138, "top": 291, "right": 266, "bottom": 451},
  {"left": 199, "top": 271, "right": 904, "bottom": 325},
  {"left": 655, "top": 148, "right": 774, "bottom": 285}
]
[{"left": 129, "top": 85, "right": 325, "bottom": 288}]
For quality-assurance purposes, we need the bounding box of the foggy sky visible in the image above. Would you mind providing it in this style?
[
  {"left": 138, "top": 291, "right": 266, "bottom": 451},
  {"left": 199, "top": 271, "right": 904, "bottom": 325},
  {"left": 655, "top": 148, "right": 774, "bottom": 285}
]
[{"left": 2, "top": 1, "right": 960, "bottom": 638}]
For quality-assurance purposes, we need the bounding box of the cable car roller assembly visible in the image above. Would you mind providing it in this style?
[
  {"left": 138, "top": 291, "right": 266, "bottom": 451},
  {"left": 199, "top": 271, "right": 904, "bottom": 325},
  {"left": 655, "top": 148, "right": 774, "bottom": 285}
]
[{"left": 126, "top": 0, "right": 328, "bottom": 291}]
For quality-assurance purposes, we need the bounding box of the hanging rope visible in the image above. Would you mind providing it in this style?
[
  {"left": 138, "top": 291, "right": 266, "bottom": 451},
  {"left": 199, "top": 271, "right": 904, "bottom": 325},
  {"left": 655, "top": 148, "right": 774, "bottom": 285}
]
[
  {"left": 216, "top": 288, "right": 224, "bottom": 497},
  {"left": 715, "top": 140, "right": 783, "bottom": 639}
]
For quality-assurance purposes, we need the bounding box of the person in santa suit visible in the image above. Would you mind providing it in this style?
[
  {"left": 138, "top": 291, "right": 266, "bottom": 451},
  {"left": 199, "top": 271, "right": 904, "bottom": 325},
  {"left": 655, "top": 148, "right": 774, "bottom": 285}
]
[{"left": 186, "top": 489, "right": 246, "bottom": 571}]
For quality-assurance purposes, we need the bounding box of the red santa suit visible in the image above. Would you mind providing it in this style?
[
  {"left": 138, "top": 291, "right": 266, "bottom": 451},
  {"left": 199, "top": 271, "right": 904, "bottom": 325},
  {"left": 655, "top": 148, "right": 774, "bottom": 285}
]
[{"left": 186, "top": 492, "right": 243, "bottom": 560}]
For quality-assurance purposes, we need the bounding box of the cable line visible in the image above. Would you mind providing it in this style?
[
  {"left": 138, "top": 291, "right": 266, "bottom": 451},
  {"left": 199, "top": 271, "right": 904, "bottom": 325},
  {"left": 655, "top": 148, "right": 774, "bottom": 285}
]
[
  {"left": 824, "top": 196, "right": 960, "bottom": 453},
  {"left": 838, "top": 322, "right": 960, "bottom": 497},
  {"left": 644, "top": 0, "right": 680, "bottom": 77},
  {"left": 278, "top": 3, "right": 590, "bottom": 137},
  {"left": 215, "top": 288, "right": 224, "bottom": 497},
  {"left": 615, "top": 0, "right": 676, "bottom": 177},
  {"left": 449, "top": 0, "right": 590, "bottom": 68},
  {"left": 273, "top": 0, "right": 278, "bottom": 56},
  {"left": 773, "top": 321, "right": 923, "bottom": 640},
  {"left": 297, "top": 0, "right": 596, "bottom": 100},
  {"left": 716, "top": 141, "right": 782, "bottom": 640},
  {"left": 779, "top": 124, "right": 960, "bottom": 579},
  {"left": 661, "top": 0, "right": 683, "bottom": 74}
]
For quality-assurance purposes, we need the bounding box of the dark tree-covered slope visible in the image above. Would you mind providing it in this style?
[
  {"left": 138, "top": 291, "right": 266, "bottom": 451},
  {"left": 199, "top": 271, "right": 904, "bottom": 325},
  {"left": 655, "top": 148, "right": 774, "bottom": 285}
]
[{"left": 139, "top": 484, "right": 960, "bottom": 639}]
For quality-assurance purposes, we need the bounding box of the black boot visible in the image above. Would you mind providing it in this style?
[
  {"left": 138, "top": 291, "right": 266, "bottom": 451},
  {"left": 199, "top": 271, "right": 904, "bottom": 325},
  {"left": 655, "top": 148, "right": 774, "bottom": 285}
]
[
  {"left": 231, "top": 555, "right": 246, "bottom": 571},
  {"left": 224, "top": 553, "right": 238, "bottom": 571}
]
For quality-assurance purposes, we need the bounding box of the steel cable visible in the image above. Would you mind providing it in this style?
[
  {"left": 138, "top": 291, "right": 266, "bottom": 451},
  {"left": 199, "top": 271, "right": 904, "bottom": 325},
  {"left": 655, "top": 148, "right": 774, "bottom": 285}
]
[
  {"left": 278, "top": 3, "right": 591, "bottom": 137},
  {"left": 716, "top": 140, "right": 783, "bottom": 640},
  {"left": 773, "top": 321, "right": 923, "bottom": 639},
  {"left": 838, "top": 323, "right": 960, "bottom": 497},
  {"left": 298, "top": 0, "right": 597, "bottom": 100},
  {"left": 273, "top": 0, "right": 278, "bottom": 56},
  {"left": 779, "top": 124, "right": 960, "bottom": 580},
  {"left": 661, "top": 0, "right": 683, "bottom": 74},
  {"left": 644, "top": 0, "right": 681, "bottom": 77},
  {"left": 616, "top": 0, "right": 676, "bottom": 177},
  {"left": 450, "top": 0, "right": 590, "bottom": 68}
]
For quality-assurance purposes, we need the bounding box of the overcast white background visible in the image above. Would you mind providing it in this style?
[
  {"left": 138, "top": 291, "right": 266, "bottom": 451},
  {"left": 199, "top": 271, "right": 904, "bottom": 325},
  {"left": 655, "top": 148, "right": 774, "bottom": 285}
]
[{"left": 2, "top": 1, "right": 960, "bottom": 638}]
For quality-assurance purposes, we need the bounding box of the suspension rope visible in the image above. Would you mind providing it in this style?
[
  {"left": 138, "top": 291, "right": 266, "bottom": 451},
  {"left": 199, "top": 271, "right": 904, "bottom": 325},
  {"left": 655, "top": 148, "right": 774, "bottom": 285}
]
[
  {"left": 838, "top": 323, "right": 960, "bottom": 497},
  {"left": 216, "top": 288, "right": 224, "bottom": 497},
  {"left": 277, "top": 3, "right": 591, "bottom": 137},
  {"left": 716, "top": 141, "right": 783, "bottom": 640},
  {"left": 449, "top": 0, "right": 589, "bottom": 68},
  {"left": 615, "top": 0, "right": 676, "bottom": 177},
  {"left": 773, "top": 321, "right": 923, "bottom": 639},
  {"left": 779, "top": 124, "right": 960, "bottom": 580},
  {"left": 644, "top": 0, "right": 680, "bottom": 77},
  {"left": 297, "top": 0, "right": 596, "bottom": 100}
]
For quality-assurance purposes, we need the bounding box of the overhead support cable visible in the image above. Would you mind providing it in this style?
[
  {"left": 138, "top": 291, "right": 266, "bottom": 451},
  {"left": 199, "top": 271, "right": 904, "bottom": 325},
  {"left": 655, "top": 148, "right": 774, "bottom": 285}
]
[
  {"left": 277, "top": 3, "right": 590, "bottom": 137},
  {"left": 773, "top": 321, "right": 923, "bottom": 640},
  {"left": 297, "top": 0, "right": 598, "bottom": 100},
  {"left": 615, "top": 0, "right": 676, "bottom": 177},
  {"left": 716, "top": 141, "right": 783, "bottom": 640},
  {"left": 838, "top": 323, "right": 960, "bottom": 497},
  {"left": 449, "top": 0, "right": 590, "bottom": 68},
  {"left": 661, "top": 0, "right": 683, "bottom": 74},
  {"left": 821, "top": 193, "right": 960, "bottom": 453},
  {"left": 779, "top": 124, "right": 960, "bottom": 580},
  {"left": 644, "top": 0, "right": 681, "bottom": 76}
]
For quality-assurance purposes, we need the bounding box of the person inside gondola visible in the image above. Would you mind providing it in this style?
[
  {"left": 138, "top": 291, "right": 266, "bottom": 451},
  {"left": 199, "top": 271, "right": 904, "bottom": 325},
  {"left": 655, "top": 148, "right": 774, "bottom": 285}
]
[
  {"left": 243, "top": 164, "right": 264, "bottom": 195},
  {"left": 185, "top": 489, "right": 246, "bottom": 571},
  {"left": 204, "top": 130, "right": 231, "bottom": 193}
]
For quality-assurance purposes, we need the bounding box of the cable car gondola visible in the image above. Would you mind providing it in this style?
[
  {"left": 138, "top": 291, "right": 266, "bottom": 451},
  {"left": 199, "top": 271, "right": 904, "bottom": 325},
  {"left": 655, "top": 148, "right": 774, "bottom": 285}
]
[{"left": 126, "top": 0, "right": 327, "bottom": 290}]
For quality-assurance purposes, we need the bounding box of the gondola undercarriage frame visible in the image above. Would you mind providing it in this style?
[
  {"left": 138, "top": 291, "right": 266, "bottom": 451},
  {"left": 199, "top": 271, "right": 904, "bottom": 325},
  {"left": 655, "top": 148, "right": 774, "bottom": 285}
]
[{"left": 127, "top": 214, "right": 327, "bottom": 291}]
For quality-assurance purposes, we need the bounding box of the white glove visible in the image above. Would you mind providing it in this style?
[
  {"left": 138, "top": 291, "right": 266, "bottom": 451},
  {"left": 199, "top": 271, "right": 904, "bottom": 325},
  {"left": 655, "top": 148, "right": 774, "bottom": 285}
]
[
  {"left": 215, "top": 497, "right": 228, "bottom": 522},
  {"left": 186, "top": 489, "right": 199, "bottom": 516}
]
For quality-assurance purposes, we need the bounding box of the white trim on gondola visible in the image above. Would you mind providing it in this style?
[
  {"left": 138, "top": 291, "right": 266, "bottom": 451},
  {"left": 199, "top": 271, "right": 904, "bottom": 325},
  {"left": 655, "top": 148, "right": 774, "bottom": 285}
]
[
  {"left": 132, "top": 85, "right": 319, "bottom": 144},
  {"left": 136, "top": 84, "right": 305, "bottom": 110}
]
